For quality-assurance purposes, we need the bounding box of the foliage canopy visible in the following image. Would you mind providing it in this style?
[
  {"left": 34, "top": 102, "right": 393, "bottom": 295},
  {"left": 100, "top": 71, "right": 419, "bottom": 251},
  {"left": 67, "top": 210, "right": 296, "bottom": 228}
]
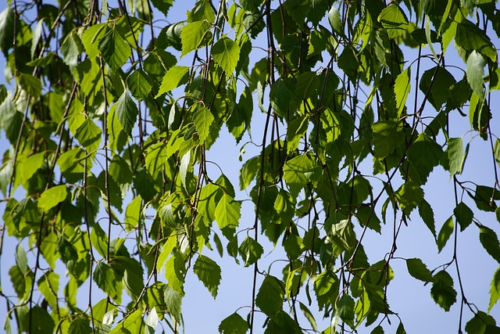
[{"left": 1, "top": 0, "right": 500, "bottom": 333}]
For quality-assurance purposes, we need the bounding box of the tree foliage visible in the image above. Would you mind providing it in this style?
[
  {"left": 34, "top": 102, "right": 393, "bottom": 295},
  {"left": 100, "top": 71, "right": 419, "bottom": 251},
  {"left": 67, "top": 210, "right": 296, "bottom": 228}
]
[{"left": 0, "top": 0, "right": 500, "bottom": 333}]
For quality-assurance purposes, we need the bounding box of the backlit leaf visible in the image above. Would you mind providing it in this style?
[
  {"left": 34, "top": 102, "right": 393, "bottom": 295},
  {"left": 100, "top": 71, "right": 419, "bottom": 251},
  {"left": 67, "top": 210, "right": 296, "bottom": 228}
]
[
  {"left": 115, "top": 91, "right": 138, "bottom": 137},
  {"left": 489, "top": 267, "right": 500, "bottom": 313},
  {"left": 466, "top": 51, "right": 486, "bottom": 97},
  {"left": 193, "top": 255, "right": 222, "bottom": 298},
  {"left": 127, "top": 69, "right": 153, "bottom": 100},
  {"left": 38, "top": 185, "right": 67, "bottom": 212},
  {"left": 155, "top": 66, "right": 189, "bottom": 97},
  {"left": 181, "top": 20, "right": 211, "bottom": 56},
  {"left": 406, "top": 258, "right": 433, "bottom": 282},
  {"left": 193, "top": 106, "right": 214, "bottom": 143},
  {"left": 454, "top": 202, "right": 473, "bottom": 231},
  {"left": 215, "top": 194, "right": 241, "bottom": 229},
  {"left": 395, "top": 67, "right": 411, "bottom": 117},
  {"left": 407, "top": 134, "right": 443, "bottom": 184},
  {"left": 447, "top": 137, "right": 466, "bottom": 176},
  {"left": 218, "top": 313, "right": 248, "bottom": 334},
  {"left": 437, "top": 216, "right": 454, "bottom": 253},
  {"left": 479, "top": 226, "right": 500, "bottom": 263},
  {"left": 378, "top": 5, "right": 408, "bottom": 39},
  {"left": 238, "top": 236, "right": 263, "bottom": 267},
  {"left": 212, "top": 37, "right": 240, "bottom": 75},
  {"left": 99, "top": 28, "right": 131, "bottom": 70},
  {"left": 430, "top": 271, "right": 457, "bottom": 311},
  {"left": 94, "top": 261, "right": 122, "bottom": 303},
  {"left": 256, "top": 275, "right": 284, "bottom": 316}
]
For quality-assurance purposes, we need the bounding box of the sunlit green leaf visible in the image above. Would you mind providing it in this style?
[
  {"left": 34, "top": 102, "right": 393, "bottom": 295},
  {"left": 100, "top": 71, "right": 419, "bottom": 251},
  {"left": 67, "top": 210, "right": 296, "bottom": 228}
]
[
  {"left": 193, "top": 106, "right": 214, "bottom": 143},
  {"left": 155, "top": 66, "right": 189, "bottom": 97},
  {"left": 38, "top": 185, "right": 67, "bottom": 212},
  {"left": 212, "top": 37, "right": 240, "bottom": 75},
  {"left": 181, "top": 20, "right": 212, "bottom": 56},
  {"left": 215, "top": 194, "right": 241, "bottom": 229},
  {"left": 489, "top": 267, "right": 500, "bottom": 313}
]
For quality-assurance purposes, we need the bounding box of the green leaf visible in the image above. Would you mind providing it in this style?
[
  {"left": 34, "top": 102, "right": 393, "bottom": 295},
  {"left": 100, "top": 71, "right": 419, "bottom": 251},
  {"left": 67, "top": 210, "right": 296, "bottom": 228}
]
[
  {"left": 60, "top": 31, "right": 84, "bottom": 68},
  {"left": 164, "top": 251, "right": 185, "bottom": 294},
  {"left": 151, "top": 0, "right": 174, "bottom": 15},
  {"left": 419, "top": 66, "right": 456, "bottom": 111},
  {"left": 466, "top": 51, "right": 486, "bottom": 97},
  {"left": 299, "top": 301, "right": 317, "bottom": 331},
  {"left": 447, "top": 137, "right": 467, "bottom": 176},
  {"left": 127, "top": 69, "right": 153, "bottom": 100},
  {"left": 155, "top": 66, "right": 189, "bottom": 97},
  {"left": 218, "top": 312, "right": 249, "bottom": 334},
  {"left": 465, "top": 311, "right": 497, "bottom": 334},
  {"left": 82, "top": 23, "right": 107, "bottom": 58},
  {"left": 479, "top": 226, "right": 500, "bottom": 263},
  {"left": 193, "top": 255, "right": 222, "bottom": 298},
  {"left": 454, "top": 202, "right": 473, "bottom": 231},
  {"left": 489, "top": 267, "right": 500, "bottom": 313},
  {"left": 99, "top": 28, "right": 131, "bottom": 70},
  {"left": 283, "top": 0, "right": 311, "bottom": 23},
  {"left": 283, "top": 154, "right": 317, "bottom": 197},
  {"left": 0, "top": 7, "right": 14, "bottom": 56},
  {"left": 437, "top": 216, "right": 454, "bottom": 253},
  {"left": 15, "top": 243, "right": 29, "bottom": 275},
  {"left": 193, "top": 106, "right": 214, "bottom": 143},
  {"left": 406, "top": 258, "right": 433, "bottom": 282},
  {"left": 29, "top": 306, "right": 55, "bottom": 334},
  {"left": 270, "top": 78, "right": 293, "bottom": 118},
  {"left": 125, "top": 196, "right": 142, "bottom": 231},
  {"left": 394, "top": 182, "right": 423, "bottom": 215},
  {"left": 68, "top": 317, "right": 92, "bottom": 334},
  {"left": 336, "top": 294, "right": 355, "bottom": 326},
  {"left": 75, "top": 118, "right": 102, "bottom": 152},
  {"left": 212, "top": 37, "right": 240, "bottom": 75},
  {"left": 238, "top": 236, "right": 263, "bottom": 267},
  {"left": 295, "top": 72, "right": 319, "bottom": 101},
  {"left": 407, "top": 134, "right": 443, "bottom": 184},
  {"left": 115, "top": 91, "right": 138, "bottom": 137},
  {"left": 215, "top": 194, "right": 241, "bottom": 229},
  {"left": 474, "top": 185, "right": 499, "bottom": 212},
  {"left": 378, "top": 5, "right": 409, "bottom": 39},
  {"left": 38, "top": 271, "right": 59, "bottom": 309},
  {"left": 394, "top": 67, "right": 411, "bottom": 117},
  {"left": 328, "top": 5, "right": 342, "bottom": 35},
  {"left": 38, "top": 185, "right": 67, "bottom": 212},
  {"left": 430, "top": 271, "right": 457, "bottom": 312},
  {"left": 94, "top": 261, "right": 122, "bottom": 303},
  {"left": 109, "top": 309, "right": 143, "bottom": 334},
  {"left": 356, "top": 206, "right": 382, "bottom": 233},
  {"left": 181, "top": 20, "right": 212, "bottom": 56},
  {"left": 9, "top": 265, "right": 26, "bottom": 299},
  {"left": 372, "top": 120, "right": 404, "bottom": 159},
  {"left": 18, "top": 73, "right": 42, "bottom": 98},
  {"left": 90, "top": 223, "right": 108, "bottom": 259},
  {"left": 256, "top": 275, "right": 284, "bottom": 317},
  {"left": 456, "top": 19, "right": 496, "bottom": 62},
  {"left": 164, "top": 285, "right": 183, "bottom": 323}
]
